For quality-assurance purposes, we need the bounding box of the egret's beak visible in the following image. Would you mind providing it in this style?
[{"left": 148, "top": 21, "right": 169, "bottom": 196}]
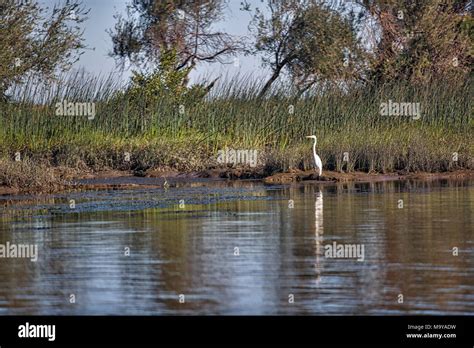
[{"left": 306, "top": 136, "right": 312, "bottom": 138}]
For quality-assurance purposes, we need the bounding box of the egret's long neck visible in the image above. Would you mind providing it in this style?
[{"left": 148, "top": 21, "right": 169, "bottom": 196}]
[{"left": 313, "top": 139, "right": 317, "bottom": 154}]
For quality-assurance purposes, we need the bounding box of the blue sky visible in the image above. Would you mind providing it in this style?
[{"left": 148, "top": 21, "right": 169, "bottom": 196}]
[{"left": 40, "top": 0, "right": 268, "bottom": 83}]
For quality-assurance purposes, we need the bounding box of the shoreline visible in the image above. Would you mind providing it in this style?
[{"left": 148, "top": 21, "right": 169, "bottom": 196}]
[{"left": 1, "top": 167, "right": 473, "bottom": 196}]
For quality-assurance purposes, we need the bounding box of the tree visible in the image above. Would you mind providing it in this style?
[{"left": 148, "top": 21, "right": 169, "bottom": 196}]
[
  {"left": 245, "top": 0, "right": 301, "bottom": 97},
  {"left": 109, "top": 0, "right": 241, "bottom": 72},
  {"left": 245, "top": 0, "right": 362, "bottom": 97},
  {"left": 354, "top": 0, "right": 473, "bottom": 83},
  {"left": 285, "top": 1, "right": 365, "bottom": 94},
  {"left": 0, "top": 0, "right": 88, "bottom": 101},
  {"left": 125, "top": 48, "right": 212, "bottom": 108}
]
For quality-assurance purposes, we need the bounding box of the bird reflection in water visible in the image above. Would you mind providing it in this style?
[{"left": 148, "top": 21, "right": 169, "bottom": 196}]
[{"left": 315, "top": 188, "right": 324, "bottom": 285}]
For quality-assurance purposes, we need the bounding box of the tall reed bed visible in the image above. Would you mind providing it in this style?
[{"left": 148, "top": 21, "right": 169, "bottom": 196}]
[{"left": 0, "top": 72, "right": 472, "bottom": 174}]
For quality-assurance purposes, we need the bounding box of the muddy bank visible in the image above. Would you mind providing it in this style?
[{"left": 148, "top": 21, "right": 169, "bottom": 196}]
[
  {"left": 262, "top": 169, "right": 474, "bottom": 184},
  {"left": 140, "top": 166, "right": 474, "bottom": 184},
  {"left": 1, "top": 164, "right": 474, "bottom": 196}
]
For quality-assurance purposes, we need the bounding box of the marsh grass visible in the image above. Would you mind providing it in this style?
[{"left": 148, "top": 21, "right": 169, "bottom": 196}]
[
  {"left": 0, "top": 72, "right": 472, "bottom": 186},
  {"left": 0, "top": 158, "right": 62, "bottom": 192}
]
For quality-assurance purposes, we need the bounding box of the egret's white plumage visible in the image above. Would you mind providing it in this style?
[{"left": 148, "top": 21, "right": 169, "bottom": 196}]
[{"left": 306, "top": 135, "right": 322, "bottom": 176}]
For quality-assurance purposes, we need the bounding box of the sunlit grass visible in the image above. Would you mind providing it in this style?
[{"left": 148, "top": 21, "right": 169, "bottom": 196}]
[{"left": 0, "top": 73, "right": 472, "bottom": 176}]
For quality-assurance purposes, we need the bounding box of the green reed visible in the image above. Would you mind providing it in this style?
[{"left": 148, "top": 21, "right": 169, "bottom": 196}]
[{"left": 0, "top": 72, "right": 472, "bottom": 174}]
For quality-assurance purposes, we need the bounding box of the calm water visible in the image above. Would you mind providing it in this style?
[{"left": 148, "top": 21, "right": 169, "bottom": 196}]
[{"left": 0, "top": 178, "right": 473, "bottom": 315}]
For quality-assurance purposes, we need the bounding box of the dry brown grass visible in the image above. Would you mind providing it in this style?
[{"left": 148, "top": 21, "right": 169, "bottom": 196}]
[{"left": 0, "top": 158, "right": 64, "bottom": 193}]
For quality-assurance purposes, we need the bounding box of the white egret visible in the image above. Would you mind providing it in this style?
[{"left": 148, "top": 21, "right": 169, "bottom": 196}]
[{"left": 306, "top": 135, "right": 322, "bottom": 177}]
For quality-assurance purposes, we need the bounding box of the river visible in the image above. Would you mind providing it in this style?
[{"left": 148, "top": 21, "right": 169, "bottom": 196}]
[{"left": 0, "top": 178, "right": 472, "bottom": 315}]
